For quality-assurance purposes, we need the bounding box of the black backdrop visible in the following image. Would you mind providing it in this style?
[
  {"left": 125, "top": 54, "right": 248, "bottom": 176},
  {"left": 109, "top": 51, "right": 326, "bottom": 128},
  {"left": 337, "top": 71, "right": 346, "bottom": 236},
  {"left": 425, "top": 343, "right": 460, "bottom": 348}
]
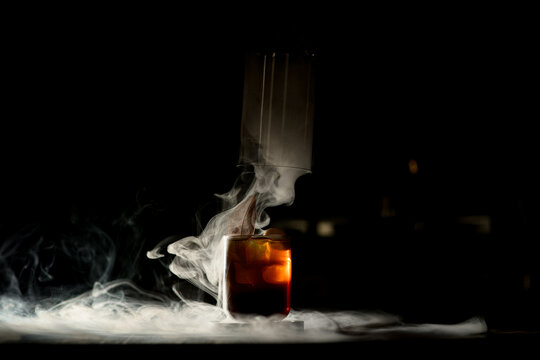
[{"left": 1, "top": 5, "right": 537, "bottom": 331}]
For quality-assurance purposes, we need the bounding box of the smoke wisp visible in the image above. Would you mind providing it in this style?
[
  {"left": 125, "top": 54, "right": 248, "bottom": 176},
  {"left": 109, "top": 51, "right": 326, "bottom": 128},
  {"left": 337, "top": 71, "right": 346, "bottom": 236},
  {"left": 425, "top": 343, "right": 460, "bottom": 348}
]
[{"left": 147, "top": 165, "right": 306, "bottom": 307}]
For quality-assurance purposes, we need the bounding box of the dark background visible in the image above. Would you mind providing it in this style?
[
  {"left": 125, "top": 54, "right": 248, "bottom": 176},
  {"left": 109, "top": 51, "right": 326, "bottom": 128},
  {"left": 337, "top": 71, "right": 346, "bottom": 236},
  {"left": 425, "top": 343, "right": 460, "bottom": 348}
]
[{"left": 1, "top": 4, "right": 537, "bottom": 331}]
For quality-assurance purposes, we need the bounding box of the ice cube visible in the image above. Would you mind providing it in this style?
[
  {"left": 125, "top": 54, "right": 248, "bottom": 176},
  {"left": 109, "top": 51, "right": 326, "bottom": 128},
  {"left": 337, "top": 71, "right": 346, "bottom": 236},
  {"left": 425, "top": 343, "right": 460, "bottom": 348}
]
[
  {"left": 269, "top": 238, "right": 291, "bottom": 262},
  {"left": 245, "top": 239, "right": 271, "bottom": 263},
  {"left": 262, "top": 262, "right": 291, "bottom": 284}
]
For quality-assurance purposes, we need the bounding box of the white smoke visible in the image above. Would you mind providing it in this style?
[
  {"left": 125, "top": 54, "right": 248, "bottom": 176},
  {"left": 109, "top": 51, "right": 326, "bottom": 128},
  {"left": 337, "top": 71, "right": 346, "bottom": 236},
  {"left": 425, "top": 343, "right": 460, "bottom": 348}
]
[
  {"left": 147, "top": 165, "right": 307, "bottom": 307},
  {"left": 0, "top": 279, "right": 487, "bottom": 343},
  {"left": 0, "top": 159, "right": 487, "bottom": 343},
  {"left": 0, "top": 163, "right": 488, "bottom": 343}
]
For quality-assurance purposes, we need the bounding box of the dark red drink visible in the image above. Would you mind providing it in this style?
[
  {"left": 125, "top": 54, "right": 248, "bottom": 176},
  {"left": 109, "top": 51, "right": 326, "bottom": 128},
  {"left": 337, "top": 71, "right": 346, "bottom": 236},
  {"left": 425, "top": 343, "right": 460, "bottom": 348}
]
[{"left": 224, "top": 231, "right": 291, "bottom": 319}]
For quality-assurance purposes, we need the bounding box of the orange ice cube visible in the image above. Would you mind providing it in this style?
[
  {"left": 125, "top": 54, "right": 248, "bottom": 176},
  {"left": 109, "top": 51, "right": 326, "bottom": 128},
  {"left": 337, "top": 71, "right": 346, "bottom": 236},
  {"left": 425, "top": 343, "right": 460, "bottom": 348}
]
[
  {"left": 262, "top": 262, "right": 291, "bottom": 284},
  {"left": 245, "top": 238, "right": 271, "bottom": 263}
]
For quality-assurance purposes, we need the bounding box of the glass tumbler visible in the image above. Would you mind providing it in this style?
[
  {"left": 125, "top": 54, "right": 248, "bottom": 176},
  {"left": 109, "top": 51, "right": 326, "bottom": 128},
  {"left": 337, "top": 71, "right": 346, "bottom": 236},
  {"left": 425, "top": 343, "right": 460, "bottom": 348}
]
[{"left": 223, "top": 232, "right": 291, "bottom": 319}]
